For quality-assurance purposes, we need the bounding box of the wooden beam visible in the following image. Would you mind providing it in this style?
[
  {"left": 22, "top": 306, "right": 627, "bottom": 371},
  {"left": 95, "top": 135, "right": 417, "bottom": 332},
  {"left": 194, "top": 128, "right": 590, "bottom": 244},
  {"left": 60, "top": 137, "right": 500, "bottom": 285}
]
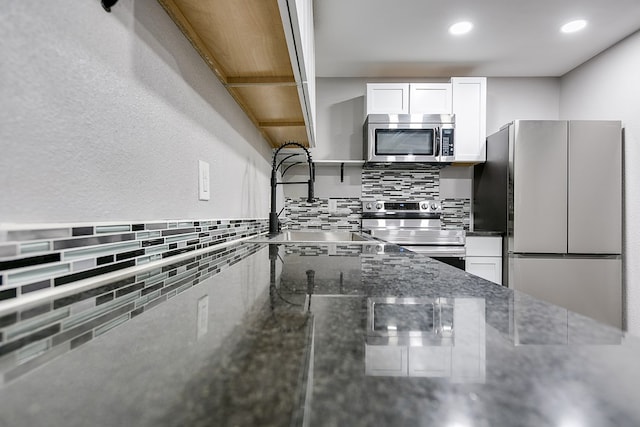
[
  {"left": 226, "top": 76, "right": 296, "bottom": 87},
  {"left": 259, "top": 121, "right": 305, "bottom": 127}
]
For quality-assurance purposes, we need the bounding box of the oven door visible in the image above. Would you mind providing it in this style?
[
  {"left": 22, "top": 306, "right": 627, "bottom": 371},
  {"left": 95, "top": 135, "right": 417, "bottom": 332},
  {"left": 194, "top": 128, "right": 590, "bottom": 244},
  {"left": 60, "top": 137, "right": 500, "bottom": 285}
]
[{"left": 367, "top": 124, "right": 440, "bottom": 162}]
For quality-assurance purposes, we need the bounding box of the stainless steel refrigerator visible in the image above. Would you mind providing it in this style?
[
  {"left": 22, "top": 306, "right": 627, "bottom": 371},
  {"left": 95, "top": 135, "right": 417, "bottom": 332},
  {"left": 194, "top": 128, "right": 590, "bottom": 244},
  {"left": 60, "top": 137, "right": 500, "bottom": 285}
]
[{"left": 473, "top": 120, "right": 623, "bottom": 328}]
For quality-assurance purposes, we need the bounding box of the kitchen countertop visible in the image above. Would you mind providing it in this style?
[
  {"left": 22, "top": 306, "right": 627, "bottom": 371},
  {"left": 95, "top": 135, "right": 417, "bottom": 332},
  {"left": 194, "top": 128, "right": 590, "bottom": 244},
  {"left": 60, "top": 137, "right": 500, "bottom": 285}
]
[{"left": 0, "top": 239, "right": 638, "bottom": 426}]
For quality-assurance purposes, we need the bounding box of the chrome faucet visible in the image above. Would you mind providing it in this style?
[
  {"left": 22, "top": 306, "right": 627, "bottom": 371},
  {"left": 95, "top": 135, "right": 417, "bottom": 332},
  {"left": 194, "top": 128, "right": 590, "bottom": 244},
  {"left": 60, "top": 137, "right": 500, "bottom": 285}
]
[{"left": 269, "top": 142, "right": 314, "bottom": 235}]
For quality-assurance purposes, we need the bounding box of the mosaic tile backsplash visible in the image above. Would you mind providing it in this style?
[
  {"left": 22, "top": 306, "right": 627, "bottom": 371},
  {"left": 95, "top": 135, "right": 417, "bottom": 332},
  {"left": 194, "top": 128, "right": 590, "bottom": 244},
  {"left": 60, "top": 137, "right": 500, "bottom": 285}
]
[
  {"left": 0, "top": 242, "right": 263, "bottom": 384},
  {"left": 284, "top": 198, "right": 361, "bottom": 231},
  {"left": 361, "top": 166, "right": 441, "bottom": 201},
  {"left": 0, "top": 219, "right": 268, "bottom": 303},
  {"left": 441, "top": 199, "right": 472, "bottom": 230},
  {"left": 283, "top": 165, "right": 471, "bottom": 231}
]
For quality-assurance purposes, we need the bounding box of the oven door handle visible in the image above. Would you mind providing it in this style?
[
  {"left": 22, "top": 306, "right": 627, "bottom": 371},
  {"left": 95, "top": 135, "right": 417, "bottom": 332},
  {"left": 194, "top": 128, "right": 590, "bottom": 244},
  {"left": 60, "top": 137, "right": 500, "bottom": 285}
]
[{"left": 400, "top": 245, "right": 466, "bottom": 256}]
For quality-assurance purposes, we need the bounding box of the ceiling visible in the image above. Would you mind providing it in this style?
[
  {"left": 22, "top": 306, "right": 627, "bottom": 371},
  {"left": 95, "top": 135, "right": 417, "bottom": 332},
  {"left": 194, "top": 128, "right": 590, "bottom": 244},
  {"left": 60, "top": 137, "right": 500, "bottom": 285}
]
[{"left": 314, "top": 0, "right": 640, "bottom": 78}]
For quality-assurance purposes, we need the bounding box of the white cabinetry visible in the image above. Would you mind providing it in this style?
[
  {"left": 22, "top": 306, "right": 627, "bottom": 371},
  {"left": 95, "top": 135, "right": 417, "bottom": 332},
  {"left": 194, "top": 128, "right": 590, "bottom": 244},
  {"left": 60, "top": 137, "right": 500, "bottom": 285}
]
[
  {"left": 365, "top": 83, "right": 410, "bottom": 114},
  {"left": 466, "top": 235, "right": 502, "bottom": 285},
  {"left": 409, "top": 83, "right": 452, "bottom": 114},
  {"left": 365, "top": 78, "right": 486, "bottom": 163},
  {"left": 365, "top": 345, "right": 408, "bottom": 377},
  {"left": 366, "top": 83, "right": 451, "bottom": 115},
  {"left": 451, "top": 77, "right": 487, "bottom": 162},
  {"left": 278, "top": 0, "right": 316, "bottom": 145}
]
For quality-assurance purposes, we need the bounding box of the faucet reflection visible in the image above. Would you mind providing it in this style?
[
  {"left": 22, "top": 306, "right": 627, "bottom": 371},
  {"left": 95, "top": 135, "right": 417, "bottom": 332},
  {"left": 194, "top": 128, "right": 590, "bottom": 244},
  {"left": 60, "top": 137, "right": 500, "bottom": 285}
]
[{"left": 269, "top": 141, "right": 314, "bottom": 235}]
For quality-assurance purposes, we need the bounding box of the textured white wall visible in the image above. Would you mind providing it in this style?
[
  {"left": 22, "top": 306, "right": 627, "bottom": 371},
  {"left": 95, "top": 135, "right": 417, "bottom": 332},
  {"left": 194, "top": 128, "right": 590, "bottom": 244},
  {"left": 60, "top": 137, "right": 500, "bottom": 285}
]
[
  {"left": 486, "top": 78, "right": 561, "bottom": 135},
  {"left": 0, "top": 0, "right": 273, "bottom": 224},
  {"left": 560, "top": 30, "right": 640, "bottom": 335}
]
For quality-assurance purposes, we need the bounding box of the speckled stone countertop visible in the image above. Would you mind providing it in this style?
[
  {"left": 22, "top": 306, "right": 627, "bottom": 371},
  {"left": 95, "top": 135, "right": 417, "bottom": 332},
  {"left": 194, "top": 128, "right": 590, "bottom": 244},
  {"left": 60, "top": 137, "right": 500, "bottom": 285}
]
[{"left": 0, "top": 239, "right": 638, "bottom": 426}]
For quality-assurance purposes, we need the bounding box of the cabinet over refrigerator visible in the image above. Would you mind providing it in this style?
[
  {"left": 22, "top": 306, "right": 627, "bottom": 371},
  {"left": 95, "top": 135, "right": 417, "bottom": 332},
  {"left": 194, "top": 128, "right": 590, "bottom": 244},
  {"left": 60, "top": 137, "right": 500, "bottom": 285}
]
[{"left": 473, "top": 120, "right": 623, "bottom": 328}]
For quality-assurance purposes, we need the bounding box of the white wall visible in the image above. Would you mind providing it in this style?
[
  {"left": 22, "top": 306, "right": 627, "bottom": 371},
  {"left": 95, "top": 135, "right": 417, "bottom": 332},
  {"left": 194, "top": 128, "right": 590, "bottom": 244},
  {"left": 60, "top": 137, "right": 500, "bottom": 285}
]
[
  {"left": 486, "top": 78, "right": 561, "bottom": 134},
  {"left": 560, "top": 30, "right": 640, "bottom": 335},
  {"left": 0, "top": 0, "right": 273, "bottom": 224}
]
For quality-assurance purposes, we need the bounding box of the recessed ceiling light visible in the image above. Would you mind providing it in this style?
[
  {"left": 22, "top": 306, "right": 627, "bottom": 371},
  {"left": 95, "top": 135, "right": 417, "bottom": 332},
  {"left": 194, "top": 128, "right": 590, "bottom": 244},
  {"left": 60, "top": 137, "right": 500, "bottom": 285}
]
[
  {"left": 449, "top": 21, "right": 473, "bottom": 35},
  {"left": 561, "top": 19, "right": 587, "bottom": 33}
]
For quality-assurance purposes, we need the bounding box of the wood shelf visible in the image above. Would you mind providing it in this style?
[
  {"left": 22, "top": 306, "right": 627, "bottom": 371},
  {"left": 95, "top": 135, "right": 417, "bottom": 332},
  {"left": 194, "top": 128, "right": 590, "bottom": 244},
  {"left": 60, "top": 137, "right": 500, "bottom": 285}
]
[{"left": 158, "top": 0, "right": 310, "bottom": 148}]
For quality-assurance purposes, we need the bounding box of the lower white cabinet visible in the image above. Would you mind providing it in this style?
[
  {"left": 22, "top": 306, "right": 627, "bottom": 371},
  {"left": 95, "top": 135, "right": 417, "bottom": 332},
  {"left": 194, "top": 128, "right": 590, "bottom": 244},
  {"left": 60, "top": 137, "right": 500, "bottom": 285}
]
[{"left": 466, "top": 236, "right": 502, "bottom": 285}]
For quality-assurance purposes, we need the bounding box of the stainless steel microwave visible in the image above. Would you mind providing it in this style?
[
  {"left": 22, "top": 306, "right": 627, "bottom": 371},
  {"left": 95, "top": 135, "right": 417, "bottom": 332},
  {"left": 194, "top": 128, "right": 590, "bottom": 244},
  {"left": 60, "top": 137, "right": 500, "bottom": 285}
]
[{"left": 364, "top": 114, "right": 455, "bottom": 163}]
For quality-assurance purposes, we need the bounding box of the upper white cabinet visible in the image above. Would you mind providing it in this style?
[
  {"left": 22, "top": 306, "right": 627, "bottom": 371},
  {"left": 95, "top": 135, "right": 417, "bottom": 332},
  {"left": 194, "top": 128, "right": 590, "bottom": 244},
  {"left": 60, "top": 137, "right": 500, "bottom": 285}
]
[
  {"left": 366, "top": 83, "right": 452, "bottom": 115},
  {"left": 278, "top": 0, "right": 316, "bottom": 146},
  {"left": 451, "top": 77, "right": 486, "bottom": 162},
  {"left": 409, "top": 83, "right": 452, "bottom": 114},
  {"left": 365, "top": 78, "right": 487, "bottom": 163},
  {"left": 366, "top": 83, "right": 410, "bottom": 114}
]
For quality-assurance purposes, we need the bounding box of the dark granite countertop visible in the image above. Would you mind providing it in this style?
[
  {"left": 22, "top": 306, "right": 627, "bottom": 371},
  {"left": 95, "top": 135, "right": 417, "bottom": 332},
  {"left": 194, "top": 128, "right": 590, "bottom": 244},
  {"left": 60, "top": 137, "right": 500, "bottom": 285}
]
[{"left": 0, "top": 240, "right": 638, "bottom": 426}]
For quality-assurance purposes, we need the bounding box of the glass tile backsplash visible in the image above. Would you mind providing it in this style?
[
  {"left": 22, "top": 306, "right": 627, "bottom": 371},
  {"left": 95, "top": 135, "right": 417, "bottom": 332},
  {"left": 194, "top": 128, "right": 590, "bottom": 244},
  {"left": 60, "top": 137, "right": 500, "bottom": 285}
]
[
  {"left": 0, "top": 219, "right": 268, "bottom": 303},
  {"left": 284, "top": 166, "right": 471, "bottom": 231},
  {"left": 0, "top": 242, "right": 262, "bottom": 384}
]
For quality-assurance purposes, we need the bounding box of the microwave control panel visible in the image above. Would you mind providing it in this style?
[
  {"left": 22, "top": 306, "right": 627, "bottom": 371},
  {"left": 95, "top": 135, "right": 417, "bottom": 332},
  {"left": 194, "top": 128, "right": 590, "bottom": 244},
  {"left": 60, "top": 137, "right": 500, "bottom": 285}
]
[{"left": 441, "top": 128, "right": 454, "bottom": 157}]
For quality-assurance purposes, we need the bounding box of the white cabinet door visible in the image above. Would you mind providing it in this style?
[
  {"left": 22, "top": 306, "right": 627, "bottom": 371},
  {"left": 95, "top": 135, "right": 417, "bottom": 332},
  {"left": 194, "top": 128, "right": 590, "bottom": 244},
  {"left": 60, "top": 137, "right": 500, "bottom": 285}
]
[
  {"left": 409, "top": 83, "right": 452, "bottom": 114},
  {"left": 466, "top": 236, "right": 501, "bottom": 256},
  {"left": 465, "top": 236, "right": 502, "bottom": 285},
  {"left": 364, "top": 344, "right": 408, "bottom": 376},
  {"left": 451, "top": 77, "right": 486, "bottom": 162},
  {"left": 451, "top": 298, "right": 486, "bottom": 383},
  {"left": 408, "top": 346, "right": 451, "bottom": 377},
  {"left": 366, "top": 83, "right": 410, "bottom": 114},
  {"left": 466, "top": 256, "right": 502, "bottom": 285}
]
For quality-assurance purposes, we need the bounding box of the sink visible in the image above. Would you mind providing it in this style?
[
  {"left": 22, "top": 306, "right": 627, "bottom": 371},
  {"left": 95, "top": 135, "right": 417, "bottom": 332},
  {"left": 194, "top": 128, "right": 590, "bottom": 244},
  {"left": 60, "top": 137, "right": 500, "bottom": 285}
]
[{"left": 251, "top": 230, "right": 377, "bottom": 244}]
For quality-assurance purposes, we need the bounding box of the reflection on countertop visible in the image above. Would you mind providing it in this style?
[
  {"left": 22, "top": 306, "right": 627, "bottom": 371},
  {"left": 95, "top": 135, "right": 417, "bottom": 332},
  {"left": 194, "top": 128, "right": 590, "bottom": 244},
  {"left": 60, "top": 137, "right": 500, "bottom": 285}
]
[{"left": 0, "top": 240, "right": 637, "bottom": 427}]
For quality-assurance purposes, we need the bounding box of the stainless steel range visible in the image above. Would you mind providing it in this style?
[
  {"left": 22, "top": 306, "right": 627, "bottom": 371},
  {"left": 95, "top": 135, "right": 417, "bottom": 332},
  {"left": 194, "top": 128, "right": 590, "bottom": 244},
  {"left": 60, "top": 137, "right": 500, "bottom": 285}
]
[{"left": 361, "top": 200, "right": 466, "bottom": 268}]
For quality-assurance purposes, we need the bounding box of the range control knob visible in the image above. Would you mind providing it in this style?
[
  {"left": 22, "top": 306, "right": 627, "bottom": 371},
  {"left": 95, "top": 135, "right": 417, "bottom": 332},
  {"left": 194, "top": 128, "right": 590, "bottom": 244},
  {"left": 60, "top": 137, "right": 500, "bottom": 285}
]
[
  {"left": 420, "top": 202, "right": 428, "bottom": 210},
  {"left": 375, "top": 203, "right": 383, "bottom": 210},
  {"left": 365, "top": 203, "right": 372, "bottom": 210},
  {"left": 430, "top": 202, "right": 439, "bottom": 210}
]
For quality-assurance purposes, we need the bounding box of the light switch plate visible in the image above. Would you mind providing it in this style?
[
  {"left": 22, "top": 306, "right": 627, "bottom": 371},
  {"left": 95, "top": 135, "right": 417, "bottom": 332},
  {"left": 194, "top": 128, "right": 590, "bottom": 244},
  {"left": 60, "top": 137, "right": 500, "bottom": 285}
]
[
  {"left": 198, "top": 160, "right": 210, "bottom": 201},
  {"left": 328, "top": 199, "right": 338, "bottom": 213}
]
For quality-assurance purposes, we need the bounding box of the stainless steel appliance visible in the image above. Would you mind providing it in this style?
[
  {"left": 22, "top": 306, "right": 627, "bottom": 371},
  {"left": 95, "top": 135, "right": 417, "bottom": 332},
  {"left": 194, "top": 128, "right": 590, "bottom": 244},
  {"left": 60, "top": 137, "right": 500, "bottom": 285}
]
[
  {"left": 366, "top": 297, "right": 454, "bottom": 343},
  {"left": 361, "top": 200, "right": 465, "bottom": 269},
  {"left": 364, "top": 297, "right": 486, "bottom": 381},
  {"left": 364, "top": 114, "right": 455, "bottom": 163},
  {"left": 474, "top": 120, "right": 623, "bottom": 328}
]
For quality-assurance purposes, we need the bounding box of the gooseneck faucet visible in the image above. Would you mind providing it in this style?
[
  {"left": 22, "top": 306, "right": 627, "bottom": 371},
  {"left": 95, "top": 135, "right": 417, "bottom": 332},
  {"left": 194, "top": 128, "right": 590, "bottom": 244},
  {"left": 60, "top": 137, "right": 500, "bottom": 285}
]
[{"left": 269, "top": 141, "right": 314, "bottom": 235}]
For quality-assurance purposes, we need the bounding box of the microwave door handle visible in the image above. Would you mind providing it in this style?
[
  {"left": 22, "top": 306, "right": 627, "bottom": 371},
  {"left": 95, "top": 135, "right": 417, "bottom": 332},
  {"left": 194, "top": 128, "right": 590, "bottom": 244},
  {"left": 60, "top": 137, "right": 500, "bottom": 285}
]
[{"left": 434, "top": 128, "right": 441, "bottom": 157}]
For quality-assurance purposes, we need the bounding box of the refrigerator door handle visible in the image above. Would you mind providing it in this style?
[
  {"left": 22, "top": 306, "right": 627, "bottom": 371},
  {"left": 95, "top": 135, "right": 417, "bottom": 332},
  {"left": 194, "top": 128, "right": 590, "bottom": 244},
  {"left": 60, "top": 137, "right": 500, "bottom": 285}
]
[{"left": 510, "top": 253, "right": 621, "bottom": 260}]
